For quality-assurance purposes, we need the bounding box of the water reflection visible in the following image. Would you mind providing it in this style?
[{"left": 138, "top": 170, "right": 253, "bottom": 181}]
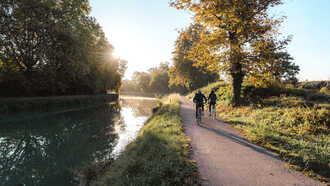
[
  {"left": 0, "top": 104, "right": 118, "bottom": 186},
  {"left": 112, "top": 97, "right": 158, "bottom": 156},
  {"left": 0, "top": 97, "right": 157, "bottom": 186}
]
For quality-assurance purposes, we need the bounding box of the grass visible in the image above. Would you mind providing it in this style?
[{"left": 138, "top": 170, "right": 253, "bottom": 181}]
[
  {"left": 92, "top": 94, "right": 200, "bottom": 186},
  {"left": 188, "top": 82, "right": 330, "bottom": 183}
]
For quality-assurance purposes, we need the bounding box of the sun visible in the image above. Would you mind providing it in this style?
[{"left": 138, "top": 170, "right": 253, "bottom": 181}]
[{"left": 112, "top": 47, "right": 122, "bottom": 59}]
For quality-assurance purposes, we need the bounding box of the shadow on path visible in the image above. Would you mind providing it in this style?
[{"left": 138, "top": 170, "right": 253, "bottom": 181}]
[
  {"left": 183, "top": 101, "right": 280, "bottom": 160},
  {"left": 180, "top": 97, "right": 325, "bottom": 186},
  {"left": 198, "top": 124, "right": 280, "bottom": 160}
]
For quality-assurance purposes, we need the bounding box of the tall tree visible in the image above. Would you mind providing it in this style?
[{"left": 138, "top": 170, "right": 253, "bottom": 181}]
[
  {"left": 0, "top": 0, "right": 125, "bottom": 96},
  {"left": 246, "top": 36, "right": 299, "bottom": 87},
  {"left": 171, "top": 0, "right": 289, "bottom": 106},
  {"left": 169, "top": 24, "right": 219, "bottom": 90},
  {"left": 0, "top": 0, "right": 53, "bottom": 72},
  {"left": 149, "top": 62, "right": 171, "bottom": 94}
]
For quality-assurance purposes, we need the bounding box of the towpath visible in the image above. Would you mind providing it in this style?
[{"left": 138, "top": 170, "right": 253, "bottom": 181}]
[{"left": 180, "top": 97, "right": 325, "bottom": 186}]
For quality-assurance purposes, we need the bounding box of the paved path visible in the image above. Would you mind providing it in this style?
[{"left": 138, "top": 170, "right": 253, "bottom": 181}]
[{"left": 180, "top": 97, "right": 325, "bottom": 186}]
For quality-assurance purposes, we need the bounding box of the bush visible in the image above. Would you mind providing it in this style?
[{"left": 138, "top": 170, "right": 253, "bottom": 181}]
[
  {"left": 307, "top": 93, "right": 330, "bottom": 102},
  {"left": 320, "top": 87, "right": 329, "bottom": 95},
  {"left": 241, "top": 84, "right": 282, "bottom": 105},
  {"left": 281, "top": 88, "right": 307, "bottom": 97},
  {"left": 285, "top": 84, "right": 295, "bottom": 89},
  {"left": 280, "top": 87, "right": 330, "bottom": 103},
  {"left": 299, "top": 81, "right": 329, "bottom": 90},
  {"left": 217, "top": 85, "right": 232, "bottom": 104}
]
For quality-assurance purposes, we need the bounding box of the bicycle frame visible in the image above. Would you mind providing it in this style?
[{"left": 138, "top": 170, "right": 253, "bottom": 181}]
[{"left": 196, "top": 106, "right": 202, "bottom": 125}]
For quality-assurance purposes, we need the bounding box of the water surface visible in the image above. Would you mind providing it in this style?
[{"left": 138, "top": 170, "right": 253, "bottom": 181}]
[{"left": 0, "top": 97, "right": 157, "bottom": 186}]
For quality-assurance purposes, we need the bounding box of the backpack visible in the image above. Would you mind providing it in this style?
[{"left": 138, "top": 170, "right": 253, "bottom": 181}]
[{"left": 193, "top": 93, "right": 204, "bottom": 104}]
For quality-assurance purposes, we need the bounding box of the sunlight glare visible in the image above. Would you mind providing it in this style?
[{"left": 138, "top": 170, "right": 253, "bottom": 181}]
[{"left": 107, "top": 28, "right": 163, "bottom": 79}]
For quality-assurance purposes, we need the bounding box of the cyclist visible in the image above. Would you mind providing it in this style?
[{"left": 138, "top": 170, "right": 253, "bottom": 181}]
[
  {"left": 208, "top": 90, "right": 217, "bottom": 116},
  {"left": 193, "top": 90, "right": 207, "bottom": 118}
]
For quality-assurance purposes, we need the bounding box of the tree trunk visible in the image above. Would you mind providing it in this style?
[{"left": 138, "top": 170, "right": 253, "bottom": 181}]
[
  {"left": 231, "top": 70, "right": 243, "bottom": 106},
  {"left": 103, "top": 81, "right": 107, "bottom": 94},
  {"left": 229, "top": 32, "right": 244, "bottom": 106}
]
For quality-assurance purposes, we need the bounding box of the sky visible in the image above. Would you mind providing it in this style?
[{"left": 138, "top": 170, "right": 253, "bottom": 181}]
[{"left": 90, "top": 0, "right": 330, "bottom": 81}]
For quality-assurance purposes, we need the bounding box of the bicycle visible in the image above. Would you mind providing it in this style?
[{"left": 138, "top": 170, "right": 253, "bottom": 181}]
[
  {"left": 210, "top": 104, "right": 216, "bottom": 120},
  {"left": 196, "top": 106, "right": 202, "bottom": 125}
]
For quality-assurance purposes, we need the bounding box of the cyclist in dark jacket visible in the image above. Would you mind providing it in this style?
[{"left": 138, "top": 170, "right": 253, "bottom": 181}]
[
  {"left": 208, "top": 90, "right": 217, "bottom": 116},
  {"left": 193, "top": 90, "right": 207, "bottom": 118}
]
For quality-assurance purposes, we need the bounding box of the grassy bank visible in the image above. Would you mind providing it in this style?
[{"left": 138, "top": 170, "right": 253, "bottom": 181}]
[
  {"left": 188, "top": 82, "right": 329, "bottom": 183},
  {"left": 92, "top": 94, "right": 199, "bottom": 186},
  {"left": 0, "top": 94, "right": 118, "bottom": 114}
]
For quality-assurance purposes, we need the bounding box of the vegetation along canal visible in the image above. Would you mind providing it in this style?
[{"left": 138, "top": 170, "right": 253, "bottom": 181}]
[{"left": 0, "top": 96, "right": 157, "bottom": 186}]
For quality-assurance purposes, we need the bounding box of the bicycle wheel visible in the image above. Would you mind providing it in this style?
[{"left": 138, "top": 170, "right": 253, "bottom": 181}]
[
  {"left": 196, "top": 108, "right": 202, "bottom": 125},
  {"left": 211, "top": 105, "right": 216, "bottom": 120}
]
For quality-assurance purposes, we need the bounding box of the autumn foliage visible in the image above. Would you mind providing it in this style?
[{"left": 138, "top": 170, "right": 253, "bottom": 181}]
[{"left": 170, "top": 0, "right": 299, "bottom": 105}]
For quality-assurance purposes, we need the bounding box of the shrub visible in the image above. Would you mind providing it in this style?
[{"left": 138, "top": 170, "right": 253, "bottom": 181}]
[
  {"left": 320, "top": 87, "right": 329, "bottom": 95},
  {"left": 285, "top": 84, "right": 295, "bottom": 89},
  {"left": 217, "top": 85, "right": 233, "bottom": 104},
  {"left": 241, "top": 84, "right": 282, "bottom": 105},
  {"left": 299, "top": 81, "right": 329, "bottom": 90},
  {"left": 281, "top": 88, "right": 307, "bottom": 97},
  {"left": 307, "top": 93, "right": 329, "bottom": 102}
]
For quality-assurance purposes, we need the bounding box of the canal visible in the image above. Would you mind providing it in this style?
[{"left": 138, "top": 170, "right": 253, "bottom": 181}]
[{"left": 0, "top": 96, "right": 158, "bottom": 186}]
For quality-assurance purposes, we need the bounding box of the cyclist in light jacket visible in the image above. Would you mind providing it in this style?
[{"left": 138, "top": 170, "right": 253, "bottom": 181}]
[{"left": 208, "top": 90, "right": 217, "bottom": 116}]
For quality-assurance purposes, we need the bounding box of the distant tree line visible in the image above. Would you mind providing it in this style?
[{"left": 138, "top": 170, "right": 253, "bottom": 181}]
[
  {"left": 121, "top": 61, "right": 219, "bottom": 96},
  {"left": 0, "top": 0, "right": 126, "bottom": 97},
  {"left": 121, "top": 62, "right": 187, "bottom": 96},
  {"left": 121, "top": 23, "right": 221, "bottom": 96}
]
